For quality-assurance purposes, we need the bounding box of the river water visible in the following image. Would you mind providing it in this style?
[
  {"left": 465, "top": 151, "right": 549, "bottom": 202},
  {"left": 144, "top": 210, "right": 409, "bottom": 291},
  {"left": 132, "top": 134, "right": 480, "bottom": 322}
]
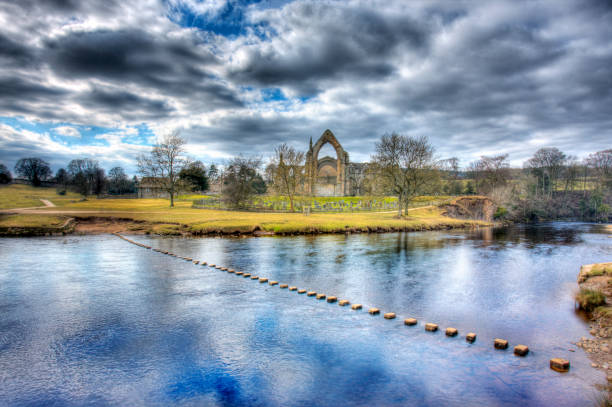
[{"left": 0, "top": 223, "right": 610, "bottom": 406}]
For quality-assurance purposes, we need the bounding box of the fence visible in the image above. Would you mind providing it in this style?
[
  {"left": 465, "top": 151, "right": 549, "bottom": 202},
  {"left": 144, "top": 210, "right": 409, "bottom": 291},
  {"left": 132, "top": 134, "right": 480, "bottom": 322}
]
[{"left": 192, "top": 197, "right": 450, "bottom": 213}]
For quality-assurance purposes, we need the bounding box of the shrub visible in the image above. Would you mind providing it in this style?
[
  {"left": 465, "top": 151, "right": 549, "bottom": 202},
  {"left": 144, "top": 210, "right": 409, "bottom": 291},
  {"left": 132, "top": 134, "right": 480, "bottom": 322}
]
[
  {"left": 493, "top": 206, "right": 508, "bottom": 219},
  {"left": 576, "top": 289, "right": 606, "bottom": 312}
]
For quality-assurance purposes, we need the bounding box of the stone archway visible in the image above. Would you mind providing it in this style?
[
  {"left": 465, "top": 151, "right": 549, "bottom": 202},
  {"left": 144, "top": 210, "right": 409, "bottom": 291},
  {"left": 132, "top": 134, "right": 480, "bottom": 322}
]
[{"left": 305, "top": 129, "right": 349, "bottom": 196}]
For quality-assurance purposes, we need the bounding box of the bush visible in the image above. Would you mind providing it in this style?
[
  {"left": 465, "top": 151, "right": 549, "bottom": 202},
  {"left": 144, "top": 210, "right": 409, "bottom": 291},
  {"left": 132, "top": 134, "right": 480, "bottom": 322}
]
[
  {"left": 576, "top": 288, "right": 606, "bottom": 312},
  {"left": 493, "top": 206, "right": 508, "bottom": 220}
]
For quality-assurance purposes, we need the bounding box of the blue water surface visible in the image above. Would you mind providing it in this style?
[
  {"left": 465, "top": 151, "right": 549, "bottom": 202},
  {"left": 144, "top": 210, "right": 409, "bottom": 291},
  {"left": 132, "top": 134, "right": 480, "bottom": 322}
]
[{"left": 0, "top": 223, "right": 610, "bottom": 406}]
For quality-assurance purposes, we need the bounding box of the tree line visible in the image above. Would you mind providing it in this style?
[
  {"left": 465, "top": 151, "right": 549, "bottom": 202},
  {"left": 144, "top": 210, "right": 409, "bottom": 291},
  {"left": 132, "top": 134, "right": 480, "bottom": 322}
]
[{"left": 2, "top": 131, "right": 609, "bottom": 220}]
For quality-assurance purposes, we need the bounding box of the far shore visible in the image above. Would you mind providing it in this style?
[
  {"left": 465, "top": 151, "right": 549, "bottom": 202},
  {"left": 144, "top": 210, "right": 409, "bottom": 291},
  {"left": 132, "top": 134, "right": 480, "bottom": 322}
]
[{"left": 0, "top": 185, "right": 492, "bottom": 237}]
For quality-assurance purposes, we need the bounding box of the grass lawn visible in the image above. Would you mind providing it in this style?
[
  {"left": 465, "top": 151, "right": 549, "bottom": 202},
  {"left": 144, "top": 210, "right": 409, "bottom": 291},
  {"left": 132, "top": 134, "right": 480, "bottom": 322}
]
[
  {"left": 1, "top": 185, "right": 490, "bottom": 235},
  {"left": 33, "top": 196, "right": 488, "bottom": 234},
  {"left": 0, "top": 184, "right": 82, "bottom": 209}
]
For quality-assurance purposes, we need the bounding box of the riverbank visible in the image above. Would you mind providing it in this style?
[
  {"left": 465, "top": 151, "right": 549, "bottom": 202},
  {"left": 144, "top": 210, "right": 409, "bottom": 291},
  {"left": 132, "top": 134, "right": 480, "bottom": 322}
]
[
  {"left": 0, "top": 205, "right": 490, "bottom": 236},
  {"left": 0, "top": 185, "right": 493, "bottom": 236},
  {"left": 576, "top": 262, "right": 612, "bottom": 401}
]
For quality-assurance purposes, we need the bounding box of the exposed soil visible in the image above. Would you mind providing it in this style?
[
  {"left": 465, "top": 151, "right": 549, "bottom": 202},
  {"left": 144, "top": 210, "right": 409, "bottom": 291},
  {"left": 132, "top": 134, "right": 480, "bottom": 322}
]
[
  {"left": 73, "top": 217, "right": 154, "bottom": 235},
  {"left": 442, "top": 196, "right": 496, "bottom": 222}
]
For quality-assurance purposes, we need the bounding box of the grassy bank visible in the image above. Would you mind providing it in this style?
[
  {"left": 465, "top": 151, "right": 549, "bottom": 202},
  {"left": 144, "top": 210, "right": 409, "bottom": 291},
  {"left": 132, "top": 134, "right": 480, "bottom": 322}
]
[
  {"left": 0, "top": 185, "right": 490, "bottom": 235},
  {"left": 0, "top": 184, "right": 81, "bottom": 209},
  {"left": 0, "top": 214, "right": 74, "bottom": 236}
]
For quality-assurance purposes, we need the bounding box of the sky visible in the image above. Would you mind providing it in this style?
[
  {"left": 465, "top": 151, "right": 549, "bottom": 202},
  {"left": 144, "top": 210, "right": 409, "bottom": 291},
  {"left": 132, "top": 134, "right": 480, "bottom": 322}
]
[{"left": 0, "top": 0, "right": 611, "bottom": 175}]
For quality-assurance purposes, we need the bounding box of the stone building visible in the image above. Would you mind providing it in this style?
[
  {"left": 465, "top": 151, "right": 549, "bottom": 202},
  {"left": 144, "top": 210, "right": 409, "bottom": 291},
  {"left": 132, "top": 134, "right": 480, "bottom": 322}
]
[{"left": 305, "top": 129, "right": 366, "bottom": 197}]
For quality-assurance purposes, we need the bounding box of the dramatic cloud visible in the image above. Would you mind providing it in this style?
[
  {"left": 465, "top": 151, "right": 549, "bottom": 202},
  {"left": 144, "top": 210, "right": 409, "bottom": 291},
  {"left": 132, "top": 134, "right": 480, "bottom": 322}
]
[{"left": 0, "top": 0, "right": 610, "bottom": 173}]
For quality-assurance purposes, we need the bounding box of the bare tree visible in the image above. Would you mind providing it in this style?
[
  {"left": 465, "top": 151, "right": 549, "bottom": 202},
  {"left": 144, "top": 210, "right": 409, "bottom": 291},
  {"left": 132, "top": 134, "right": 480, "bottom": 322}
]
[
  {"left": 137, "top": 131, "right": 188, "bottom": 207},
  {"left": 524, "top": 147, "right": 567, "bottom": 197},
  {"left": 586, "top": 149, "right": 612, "bottom": 190},
  {"left": 267, "top": 143, "right": 304, "bottom": 212},
  {"left": 372, "top": 133, "right": 439, "bottom": 217},
  {"left": 14, "top": 157, "right": 51, "bottom": 186},
  {"left": 222, "top": 156, "right": 263, "bottom": 208},
  {"left": 467, "top": 154, "right": 510, "bottom": 195}
]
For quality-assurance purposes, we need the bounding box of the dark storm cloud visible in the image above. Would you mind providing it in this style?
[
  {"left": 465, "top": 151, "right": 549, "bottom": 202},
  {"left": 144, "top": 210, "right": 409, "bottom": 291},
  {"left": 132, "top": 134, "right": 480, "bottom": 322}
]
[
  {"left": 229, "top": 2, "right": 429, "bottom": 95},
  {"left": 77, "top": 87, "right": 174, "bottom": 117},
  {"left": 44, "top": 29, "right": 242, "bottom": 107},
  {"left": 0, "top": 33, "right": 36, "bottom": 67}
]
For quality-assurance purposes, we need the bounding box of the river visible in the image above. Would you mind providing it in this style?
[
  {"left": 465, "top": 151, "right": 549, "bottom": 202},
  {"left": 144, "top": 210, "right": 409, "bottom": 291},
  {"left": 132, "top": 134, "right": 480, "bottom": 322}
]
[{"left": 0, "top": 223, "right": 610, "bottom": 406}]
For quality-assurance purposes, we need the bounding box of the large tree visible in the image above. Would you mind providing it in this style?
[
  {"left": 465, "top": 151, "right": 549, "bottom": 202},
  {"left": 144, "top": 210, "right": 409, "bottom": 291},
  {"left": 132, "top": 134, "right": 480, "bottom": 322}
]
[
  {"left": 222, "top": 156, "right": 263, "bottom": 208},
  {"left": 467, "top": 154, "right": 510, "bottom": 195},
  {"left": 267, "top": 143, "right": 304, "bottom": 212},
  {"left": 0, "top": 163, "right": 12, "bottom": 184},
  {"left": 372, "top": 133, "right": 439, "bottom": 217},
  {"left": 179, "top": 161, "right": 209, "bottom": 192},
  {"left": 137, "top": 131, "right": 188, "bottom": 207},
  {"left": 108, "top": 166, "right": 135, "bottom": 195},
  {"left": 525, "top": 147, "right": 567, "bottom": 197},
  {"left": 586, "top": 149, "right": 612, "bottom": 190},
  {"left": 14, "top": 157, "right": 51, "bottom": 186},
  {"left": 67, "top": 158, "right": 106, "bottom": 196}
]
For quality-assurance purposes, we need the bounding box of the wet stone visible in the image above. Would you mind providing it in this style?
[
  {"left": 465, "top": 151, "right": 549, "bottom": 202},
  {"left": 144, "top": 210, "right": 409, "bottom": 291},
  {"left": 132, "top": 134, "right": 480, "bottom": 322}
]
[
  {"left": 425, "top": 323, "right": 438, "bottom": 332},
  {"left": 494, "top": 339, "right": 509, "bottom": 350},
  {"left": 550, "top": 358, "right": 570, "bottom": 372},
  {"left": 445, "top": 327, "right": 458, "bottom": 337},
  {"left": 514, "top": 345, "right": 529, "bottom": 356}
]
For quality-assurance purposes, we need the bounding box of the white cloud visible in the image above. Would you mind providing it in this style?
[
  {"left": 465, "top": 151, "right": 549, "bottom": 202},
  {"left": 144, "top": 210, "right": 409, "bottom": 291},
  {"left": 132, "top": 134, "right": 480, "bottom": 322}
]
[{"left": 54, "top": 126, "right": 81, "bottom": 138}]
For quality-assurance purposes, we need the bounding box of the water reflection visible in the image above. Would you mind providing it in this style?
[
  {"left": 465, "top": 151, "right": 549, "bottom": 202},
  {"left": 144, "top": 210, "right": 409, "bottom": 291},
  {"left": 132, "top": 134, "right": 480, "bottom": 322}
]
[{"left": 0, "top": 223, "right": 610, "bottom": 406}]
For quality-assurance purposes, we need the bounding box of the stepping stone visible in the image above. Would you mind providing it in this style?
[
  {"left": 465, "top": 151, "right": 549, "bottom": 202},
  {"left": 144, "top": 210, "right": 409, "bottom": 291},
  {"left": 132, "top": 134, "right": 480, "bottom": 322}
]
[
  {"left": 316, "top": 293, "right": 326, "bottom": 300},
  {"left": 351, "top": 304, "right": 362, "bottom": 310},
  {"left": 384, "top": 312, "right": 396, "bottom": 319},
  {"left": 514, "top": 345, "right": 529, "bottom": 356},
  {"left": 289, "top": 286, "right": 297, "bottom": 291},
  {"left": 466, "top": 333, "right": 477, "bottom": 343},
  {"left": 327, "top": 296, "right": 338, "bottom": 303},
  {"left": 494, "top": 338, "right": 509, "bottom": 350},
  {"left": 425, "top": 323, "right": 438, "bottom": 332},
  {"left": 338, "top": 299, "right": 350, "bottom": 306},
  {"left": 404, "top": 318, "right": 417, "bottom": 326},
  {"left": 446, "top": 327, "right": 458, "bottom": 337},
  {"left": 369, "top": 308, "right": 380, "bottom": 315},
  {"left": 307, "top": 291, "right": 316, "bottom": 297},
  {"left": 550, "top": 358, "right": 570, "bottom": 372}
]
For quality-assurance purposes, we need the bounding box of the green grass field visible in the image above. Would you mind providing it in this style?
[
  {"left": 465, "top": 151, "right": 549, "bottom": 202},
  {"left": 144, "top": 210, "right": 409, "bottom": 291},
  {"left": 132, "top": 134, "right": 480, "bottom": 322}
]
[
  {"left": 0, "top": 184, "right": 82, "bottom": 209},
  {"left": 0, "top": 185, "right": 489, "bottom": 235}
]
